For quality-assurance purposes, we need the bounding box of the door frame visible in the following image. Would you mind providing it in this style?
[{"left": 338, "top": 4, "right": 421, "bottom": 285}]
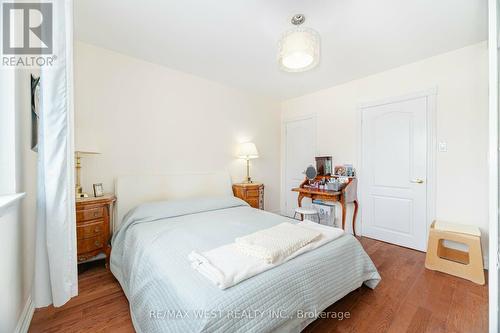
[
  {"left": 281, "top": 114, "right": 317, "bottom": 216},
  {"left": 357, "top": 88, "right": 437, "bottom": 245}
]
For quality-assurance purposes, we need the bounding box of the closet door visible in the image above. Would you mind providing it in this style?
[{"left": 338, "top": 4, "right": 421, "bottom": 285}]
[{"left": 283, "top": 117, "right": 315, "bottom": 217}]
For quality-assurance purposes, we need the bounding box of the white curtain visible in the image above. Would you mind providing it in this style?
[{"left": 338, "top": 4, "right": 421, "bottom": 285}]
[{"left": 33, "top": 0, "right": 77, "bottom": 308}]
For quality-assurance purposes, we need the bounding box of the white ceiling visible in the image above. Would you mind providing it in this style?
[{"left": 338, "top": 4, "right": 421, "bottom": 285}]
[{"left": 74, "top": 0, "right": 487, "bottom": 100}]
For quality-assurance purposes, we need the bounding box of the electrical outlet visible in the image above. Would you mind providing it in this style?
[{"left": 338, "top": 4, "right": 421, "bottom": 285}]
[{"left": 438, "top": 142, "right": 447, "bottom": 152}]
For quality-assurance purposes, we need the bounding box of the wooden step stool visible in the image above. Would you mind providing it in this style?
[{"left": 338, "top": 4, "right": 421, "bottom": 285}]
[{"left": 425, "top": 221, "right": 484, "bottom": 285}]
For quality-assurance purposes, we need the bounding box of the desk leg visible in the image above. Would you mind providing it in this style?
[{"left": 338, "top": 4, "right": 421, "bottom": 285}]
[
  {"left": 297, "top": 193, "right": 305, "bottom": 221},
  {"left": 297, "top": 193, "right": 306, "bottom": 208},
  {"left": 340, "top": 202, "right": 346, "bottom": 231},
  {"left": 352, "top": 200, "right": 359, "bottom": 237}
]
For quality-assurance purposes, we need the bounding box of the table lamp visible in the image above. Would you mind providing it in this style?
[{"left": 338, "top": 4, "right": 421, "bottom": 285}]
[
  {"left": 75, "top": 150, "right": 100, "bottom": 198},
  {"left": 237, "top": 142, "right": 259, "bottom": 183}
]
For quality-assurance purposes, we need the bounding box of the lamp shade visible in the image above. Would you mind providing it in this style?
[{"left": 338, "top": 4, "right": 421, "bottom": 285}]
[
  {"left": 75, "top": 129, "right": 100, "bottom": 154},
  {"left": 237, "top": 142, "right": 259, "bottom": 159},
  {"left": 278, "top": 27, "right": 320, "bottom": 72}
]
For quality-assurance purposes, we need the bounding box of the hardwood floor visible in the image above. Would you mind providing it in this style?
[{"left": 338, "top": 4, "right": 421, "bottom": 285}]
[
  {"left": 303, "top": 238, "right": 488, "bottom": 333},
  {"left": 29, "top": 237, "right": 488, "bottom": 333}
]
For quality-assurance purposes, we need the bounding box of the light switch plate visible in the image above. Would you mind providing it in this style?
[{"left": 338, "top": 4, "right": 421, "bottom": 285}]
[{"left": 438, "top": 142, "right": 448, "bottom": 152}]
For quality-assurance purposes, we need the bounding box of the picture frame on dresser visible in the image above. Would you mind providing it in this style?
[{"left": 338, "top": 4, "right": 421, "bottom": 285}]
[{"left": 93, "top": 183, "right": 104, "bottom": 197}]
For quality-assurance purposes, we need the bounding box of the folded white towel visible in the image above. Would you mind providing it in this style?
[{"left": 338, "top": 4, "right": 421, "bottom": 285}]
[
  {"left": 235, "top": 222, "right": 322, "bottom": 263},
  {"left": 188, "top": 221, "right": 344, "bottom": 289},
  {"left": 189, "top": 244, "right": 269, "bottom": 290}
]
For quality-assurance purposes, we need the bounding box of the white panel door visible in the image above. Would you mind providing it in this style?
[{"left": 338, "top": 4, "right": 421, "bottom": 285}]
[
  {"left": 284, "top": 117, "right": 315, "bottom": 217},
  {"left": 361, "top": 97, "right": 428, "bottom": 251}
]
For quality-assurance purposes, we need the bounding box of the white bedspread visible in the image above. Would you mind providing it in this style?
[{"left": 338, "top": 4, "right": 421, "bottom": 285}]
[
  {"left": 189, "top": 221, "right": 342, "bottom": 289},
  {"left": 111, "top": 197, "right": 381, "bottom": 333}
]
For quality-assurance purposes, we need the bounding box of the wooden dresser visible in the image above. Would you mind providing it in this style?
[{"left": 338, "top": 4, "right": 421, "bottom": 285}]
[
  {"left": 76, "top": 194, "right": 116, "bottom": 267},
  {"left": 232, "top": 183, "right": 264, "bottom": 209}
]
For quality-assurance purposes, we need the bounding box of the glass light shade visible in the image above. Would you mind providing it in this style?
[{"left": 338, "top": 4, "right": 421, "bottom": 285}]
[
  {"left": 237, "top": 142, "right": 259, "bottom": 159},
  {"left": 278, "top": 27, "right": 320, "bottom": 72}
]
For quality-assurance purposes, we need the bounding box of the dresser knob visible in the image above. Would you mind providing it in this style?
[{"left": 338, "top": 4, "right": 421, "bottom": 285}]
[
  {"left": 95, "top": 241, "right": 102, "bottom": 247},
  {"left": 93, "top": 212, "right": 99, "bottom": 217},
  {"left": 94, "top": 227, "right": 100, "bottom": 233}
]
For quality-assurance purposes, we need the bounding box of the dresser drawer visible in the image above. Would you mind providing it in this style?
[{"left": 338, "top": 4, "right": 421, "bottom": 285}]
[
  {"left": 246, "top": 189, "right": 260, "bottom": 197},
  {"left": 77, "top": 220, "right": 105, "bottom": 240},
  {"left": 77, "top": 235, "right": 106, "bottom": 253},
  {"left": 246, "top": 198, "right": 259, "bottom": 208},
  {"left": 77, "top": 207, "right": 104, "bottom": 222}
]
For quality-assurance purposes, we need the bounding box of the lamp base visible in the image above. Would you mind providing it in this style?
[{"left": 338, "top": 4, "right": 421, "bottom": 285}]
[
  {"left": 243, "top": 159, "right": 254, "bottom": 184},
  {"left": 75, "top": 185, "right": 88, "bottom": 198}
]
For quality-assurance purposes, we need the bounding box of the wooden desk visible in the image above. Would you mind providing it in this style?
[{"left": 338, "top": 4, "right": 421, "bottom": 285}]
[{"left": 292, "top": 177, "right": 359, "bottom": 236}]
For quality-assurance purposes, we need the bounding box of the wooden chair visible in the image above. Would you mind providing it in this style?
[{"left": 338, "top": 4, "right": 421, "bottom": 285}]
[{"left": 425, "top": 221, "right": 484, "bottom": 285}]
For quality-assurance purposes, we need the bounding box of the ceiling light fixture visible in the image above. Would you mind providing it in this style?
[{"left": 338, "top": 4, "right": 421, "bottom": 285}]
[{"left": 278, "top": 14, "right": 320, "bottom": 72}]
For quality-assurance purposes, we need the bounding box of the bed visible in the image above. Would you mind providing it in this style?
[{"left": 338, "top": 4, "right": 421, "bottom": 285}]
[{"left": 110, "top": 173, "right": 380, "bottom": 333}]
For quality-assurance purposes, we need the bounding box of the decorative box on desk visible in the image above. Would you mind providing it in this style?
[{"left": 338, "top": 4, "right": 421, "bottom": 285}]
[
  {"left": 232, "top": 183, "right": 264, "bottom": 209},
  {"left": 76, "top": 194, "right": 116, "bottom": 267}
]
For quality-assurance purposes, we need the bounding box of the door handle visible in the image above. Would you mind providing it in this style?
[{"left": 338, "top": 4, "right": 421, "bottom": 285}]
[{"left": 410, "top": 179, "right": 425, "bottom": 184}]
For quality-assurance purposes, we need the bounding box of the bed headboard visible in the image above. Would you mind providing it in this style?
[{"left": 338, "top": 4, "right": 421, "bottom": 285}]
[{"left": 114, "top": 172, "right": 233, "bottom": 231}]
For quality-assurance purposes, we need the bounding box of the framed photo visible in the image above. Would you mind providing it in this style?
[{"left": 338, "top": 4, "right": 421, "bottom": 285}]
[
  {"left": 315, "top": 156, "right": 332, "bottom": 176},
  {"left": 344, "top": 164, "right": 356, "bottom": 177},
  {"left": 335, "top": 165, "right": 356, "bottom": 177},
  {"left": 334, "top": 166, "right": 346, "bottom": 176},
  {"left": 93, "top": 183, "right": 104, "bottom": 197}
]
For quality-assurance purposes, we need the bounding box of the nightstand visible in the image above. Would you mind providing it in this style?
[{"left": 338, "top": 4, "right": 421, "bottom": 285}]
[
  {"left": 232, "top": 183, "right": 264, "bottom": 209},
  {"left": 76, "top": 194, "right": 116, "bottom": 268}
]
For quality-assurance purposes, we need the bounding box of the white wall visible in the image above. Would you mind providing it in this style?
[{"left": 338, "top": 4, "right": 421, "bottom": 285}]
[
  {"left": 0, "top": 204, "right": 25, "bottom": 333},
  {"left": 0, "top": 69, "right": 16, "bottom": 195},
  {"left": 0, "top": 68, "right": 23, "bottom": 333},
  {"left": 17, "top": 69, "right": 38, "bottom": 318},
  {"left": 0, "top": 69, "right": 37, "bottom": 332},
  {"left": 74, "top": 42, "right": 281, "bottom": 212},
  {"left": 281, "top": 42, "right": 489, "bottom": 256}
]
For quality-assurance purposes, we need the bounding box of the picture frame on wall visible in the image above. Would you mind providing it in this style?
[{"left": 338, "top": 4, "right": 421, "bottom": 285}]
[
  {"left": 93, "top": 183, "right": 104, "bottom": 197},
  {"left": 31, "top": 74, "right": 41, "bottom": 152}
]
